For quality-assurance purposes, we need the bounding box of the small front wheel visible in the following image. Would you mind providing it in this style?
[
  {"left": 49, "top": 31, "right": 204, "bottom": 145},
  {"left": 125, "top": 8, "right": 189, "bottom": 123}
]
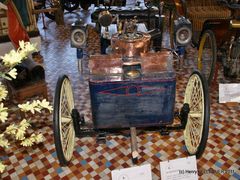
[
  {"left": 53, "top": 75, "right": 75, "bottom": 165},
  {"left": 183, "top": 70, "right": 210, "bottom": 158}
]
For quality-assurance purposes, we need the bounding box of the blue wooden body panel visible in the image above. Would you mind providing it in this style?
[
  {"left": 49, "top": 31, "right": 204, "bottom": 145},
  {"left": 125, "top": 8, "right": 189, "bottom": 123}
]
[{"left": 89, "top": 73, "right": 176, "bottom": 129}]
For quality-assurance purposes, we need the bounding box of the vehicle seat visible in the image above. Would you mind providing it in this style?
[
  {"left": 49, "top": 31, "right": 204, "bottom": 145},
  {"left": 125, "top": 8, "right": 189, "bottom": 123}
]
[{"left": 185, "top": 0, "right": 231, "bottom": 42}]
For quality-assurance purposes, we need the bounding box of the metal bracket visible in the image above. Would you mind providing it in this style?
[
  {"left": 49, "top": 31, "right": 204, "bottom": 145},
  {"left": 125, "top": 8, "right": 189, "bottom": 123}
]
[
  {"left": 160, "top": 128, "right": 170, "bottom": 136},
  {"left": 130, "top": 127, "right": 138, "bottom": 164},
  {"left": 96, "top": 132, "right": 106, "bottom": 144},
  {"left": 180, "top": 103, "right": 190, "bottom": 129}
]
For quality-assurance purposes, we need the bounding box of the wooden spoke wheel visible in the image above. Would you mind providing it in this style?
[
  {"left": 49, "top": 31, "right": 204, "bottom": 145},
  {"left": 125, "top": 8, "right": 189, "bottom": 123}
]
[
  {"left": 184, "top": 70, "right": 210, "bottom": 158},
  {"left": 53, "top": 75, "right": 75, "bottom": 165},
  {"left": 197, "top": 30, "right": 217, "bottom": 85}
]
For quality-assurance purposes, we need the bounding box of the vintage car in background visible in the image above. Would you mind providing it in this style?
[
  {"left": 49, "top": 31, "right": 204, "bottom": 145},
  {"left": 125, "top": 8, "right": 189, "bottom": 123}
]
[
  {"left": 173, "top": 0, "right": 240, "bottom": 84},
  {"left": 52, "top": 1, "right": 210, "bottom": 166}
]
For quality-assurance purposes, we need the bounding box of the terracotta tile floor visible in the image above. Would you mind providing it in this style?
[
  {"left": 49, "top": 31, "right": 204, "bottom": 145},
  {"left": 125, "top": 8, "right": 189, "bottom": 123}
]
[{"left": 1, "top": 8, "right": 240, "bottom": 179}]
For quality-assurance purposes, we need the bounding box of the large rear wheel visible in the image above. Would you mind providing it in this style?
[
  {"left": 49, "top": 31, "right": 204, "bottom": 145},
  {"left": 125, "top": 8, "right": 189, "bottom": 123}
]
[
  {"left": 183, "top": 70, "right": 210, "bottom": 159},
  {"left": 197, "top": 30, "right": 217, "bottom": 85},
  {"left": 53, "top": 75, "right": 75, "bottom": 165}
]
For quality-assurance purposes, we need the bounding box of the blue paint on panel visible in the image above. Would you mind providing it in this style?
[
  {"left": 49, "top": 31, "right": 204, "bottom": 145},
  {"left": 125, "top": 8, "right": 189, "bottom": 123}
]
[{"left": 89, "top": 72, "right": 176, "bottom": 129}]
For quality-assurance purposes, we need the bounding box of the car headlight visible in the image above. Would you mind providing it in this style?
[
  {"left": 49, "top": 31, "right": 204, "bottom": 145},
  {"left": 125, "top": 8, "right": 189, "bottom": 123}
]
[
  {"left": 174, "top": 17, "right": 192, "bottom": 46},
  {"left": 70, "top": 20, "right": 87, "bottom": 48},
  {"left": 98, "top": 10, "right": 112, "bottom": 27}
]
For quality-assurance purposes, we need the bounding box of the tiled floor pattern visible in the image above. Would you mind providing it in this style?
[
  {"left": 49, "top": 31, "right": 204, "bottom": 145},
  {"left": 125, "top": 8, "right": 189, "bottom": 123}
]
[{"left": 1, "top": 8, "right": 240, "bottom": 180}]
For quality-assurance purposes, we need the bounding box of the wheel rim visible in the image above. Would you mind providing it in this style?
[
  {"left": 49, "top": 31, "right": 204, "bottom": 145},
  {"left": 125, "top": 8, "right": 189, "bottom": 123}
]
[
  {"left": 59, "top": 77, "right": 75, "bottom": 161},
  {"left": 184, "top": 73, "right": 204, "bottom": 154},
  {"left": 197, "top": 31, "right": 216, "bottom": 84}
]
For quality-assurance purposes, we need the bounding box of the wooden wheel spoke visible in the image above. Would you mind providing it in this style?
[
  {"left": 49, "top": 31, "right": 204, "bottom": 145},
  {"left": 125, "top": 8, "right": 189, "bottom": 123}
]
[
  {"left": 189, "top": 128, "right": 198, "bottom": 148},
  {"left": 62, "top": 126, "right": 69, "bottom": 141},
  {"left": 62, "top": 125, "right": 72, "bottom": 150},
  {"left": 190, "top": 86, "right": 202, "bottom": 110},
  {"left": 66, "top": 128, "right": 74, "bottom": 157},
  {"left": 61, "top": 94, "right": 71, "bottom": 116},
  {"left": 188, "top": 120, "right": 197, "bottom": 135},
  {"left": 61, "top": 116, "right": 72, "bottom": 123},
  {"left": 189, "top": 124, "right": 200, "bottom": 146},
  {"left": 64, "top": 80, "right": 74, "bottom": 109},
  {"left": 189, "top": 111, "right": 202, "bottom": 118},
  {"left": 62, "top": 122, "right": 72, "bottom": 136},
  {"left": 190, "top": 97, "right": 202, "bottom": 110}
]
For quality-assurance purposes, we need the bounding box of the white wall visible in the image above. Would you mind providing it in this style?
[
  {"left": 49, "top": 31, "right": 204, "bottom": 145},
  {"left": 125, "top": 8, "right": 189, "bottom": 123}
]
[{"left": 0, "top": 36, "right": 41, "bottom": 56}]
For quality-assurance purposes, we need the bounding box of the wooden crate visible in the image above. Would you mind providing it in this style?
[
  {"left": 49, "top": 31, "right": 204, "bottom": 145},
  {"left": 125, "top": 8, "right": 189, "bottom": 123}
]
[
  {"left": 0, "top": 9, "right": 8, "bottom": 36},
  {"left": 7, "top": 80, "right": 48, "bottom": 103}
]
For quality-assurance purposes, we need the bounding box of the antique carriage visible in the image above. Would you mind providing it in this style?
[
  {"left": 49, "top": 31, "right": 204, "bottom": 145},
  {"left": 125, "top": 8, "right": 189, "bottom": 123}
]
[
  {"left": 173, "top": 0, "right": 240, "bottom": 84},
  {"left": 53, "top": 3, "right": 210, "bottom": 166},
  {"left": 197, "top": 0, "right": 240, "bottom": 83}
]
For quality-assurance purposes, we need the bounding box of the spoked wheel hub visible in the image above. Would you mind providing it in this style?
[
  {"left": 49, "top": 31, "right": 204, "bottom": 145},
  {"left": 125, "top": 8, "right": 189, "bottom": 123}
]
[
  {"left": 183, "top": 70, "right": 210, "bottom": 158},
  {"left": 53, "top": 75, "right": 76, "bottom": 165}
]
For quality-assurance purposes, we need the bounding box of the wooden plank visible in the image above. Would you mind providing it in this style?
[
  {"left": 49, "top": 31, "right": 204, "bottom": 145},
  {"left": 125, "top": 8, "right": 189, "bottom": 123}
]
[{"left": 7, "top": 80, "right": 48, "bottom": 103}]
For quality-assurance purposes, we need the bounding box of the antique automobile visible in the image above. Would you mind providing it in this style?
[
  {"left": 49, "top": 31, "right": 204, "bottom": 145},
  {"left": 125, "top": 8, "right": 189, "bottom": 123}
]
[
  {"left": 197, "top": 0, "right": 240, "bottom": 83},
  {"left": 53, "top": 11, "right": 210, "bottom": 165},
  {"left": 91, "top": 1, "right": 192, "bottom": 57},
  {"left": 173, "top": 0, "right": 240, "bottom": 84}
]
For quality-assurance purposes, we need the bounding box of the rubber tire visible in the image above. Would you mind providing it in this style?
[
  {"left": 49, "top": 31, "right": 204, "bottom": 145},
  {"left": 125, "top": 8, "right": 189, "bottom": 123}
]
[
  {"left": 53, "top": 75, "right": 75, "bottom": 166},
  {"left": 197, "top": 30, "right": 217, "bottom": 85},
  {"left": 184, "top": 70, "right": 210, "bottom": 159},
  {"left": 63, "top": 0, "right": 79, "bottom": 12}
]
